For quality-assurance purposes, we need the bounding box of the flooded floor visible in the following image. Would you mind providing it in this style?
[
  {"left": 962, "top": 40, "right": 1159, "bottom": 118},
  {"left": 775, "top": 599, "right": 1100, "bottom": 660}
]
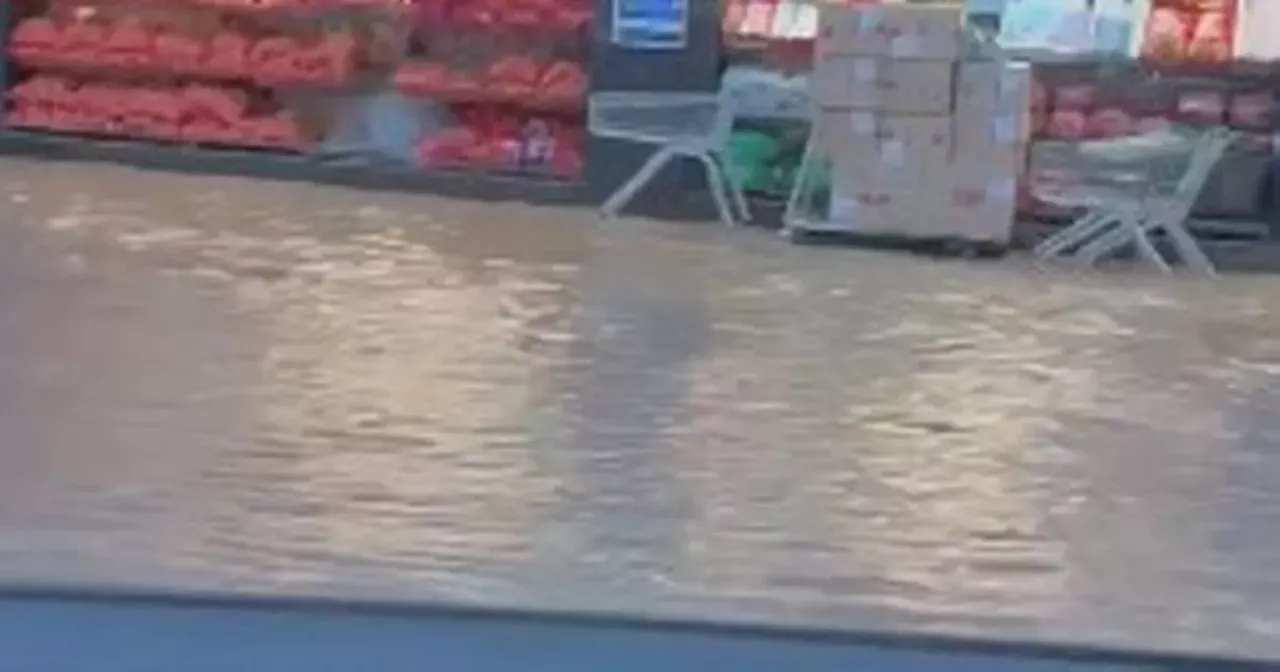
[{"left": 2, "top": 157, "right": 1280, "bottom": 660}]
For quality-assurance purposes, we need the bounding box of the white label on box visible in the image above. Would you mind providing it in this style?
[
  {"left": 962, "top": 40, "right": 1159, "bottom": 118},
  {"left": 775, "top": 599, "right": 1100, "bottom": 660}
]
[
  {"left": 889, "top": 35, "right": 921, "bottom": 56},
  {"left": 858, "top": 9, "right": 882, "bottom": 32},
  {"left": 791, "top": 4, "right": 819, "bottom": 41},
  {"left": 879, "top": 139, "right": 905, "bottom": 167},
  {"left": 987, "top": 178, "right": 1017, "bottom": 202},
  {"left": 991, "top": 117, "right": 1018, "bottom": 144},
  {"left": 849, "top": 111, "right": 875, "bottom": 135},
  {"left": 852, "top": 57, "right": 877, "bottom": 81}
]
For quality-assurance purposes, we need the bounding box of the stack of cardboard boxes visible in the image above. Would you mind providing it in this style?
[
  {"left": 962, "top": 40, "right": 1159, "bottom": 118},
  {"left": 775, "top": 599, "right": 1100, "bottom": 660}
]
[{"left": 811, "top": 3, "right": 1031, "bottom": 244}]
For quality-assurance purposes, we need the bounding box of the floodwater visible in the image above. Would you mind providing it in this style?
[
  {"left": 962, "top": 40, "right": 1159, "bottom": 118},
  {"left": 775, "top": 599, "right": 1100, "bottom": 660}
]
[{"left": 1, "top": 157, "right": 1280, "bottom": 660}]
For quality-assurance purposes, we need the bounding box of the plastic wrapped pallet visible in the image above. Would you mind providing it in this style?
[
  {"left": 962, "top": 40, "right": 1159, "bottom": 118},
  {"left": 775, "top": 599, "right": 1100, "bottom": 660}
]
[{"left": 798, "top": 2, "right": 1030, "bottom": 245}]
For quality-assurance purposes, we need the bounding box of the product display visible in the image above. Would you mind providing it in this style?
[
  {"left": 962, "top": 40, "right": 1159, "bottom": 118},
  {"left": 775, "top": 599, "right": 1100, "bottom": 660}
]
[
  {"left": 1141, "top": 0, "right": 1237, "bottom": 63},
  {"left": 790, "top": 3, "right": 1027, "bottom": 245},
  {"left": 718, "top": 0, "right": 1280, "bottom": 232},
  {"left": 7, "top": 76, "right": 304, "bottom": 147},
  {"left": 1024, "top": 57, "right": 1279, "bottom": 220},
  {"left": 2, "top": 0, "right": 591, "bottom": 177},
  {"left": 373, "top": 0, "right": 589, "bottom": 176},
  {"left": 414, "top": 105, "right": 583, "bottom": 177},
  {"left": 9, "top": 16, "right": 360, "bottom": 86},
  {"left": 1030, "top": 64, "right": 1278, "bottom": 142},
  {"left": 2, "top": 0, "right": 394, "bottom": 151}
]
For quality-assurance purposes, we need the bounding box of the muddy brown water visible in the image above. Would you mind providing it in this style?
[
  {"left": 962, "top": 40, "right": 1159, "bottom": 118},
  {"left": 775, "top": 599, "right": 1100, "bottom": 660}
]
[{"left": 1, "top": 157, "right": 1279, "bottom": 659}]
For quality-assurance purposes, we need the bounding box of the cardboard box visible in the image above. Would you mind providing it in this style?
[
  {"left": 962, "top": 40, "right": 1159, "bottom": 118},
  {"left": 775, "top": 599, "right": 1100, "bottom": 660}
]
[
  {"left": 827, "top": 162, "right": 1018, "bottom": 243},
  {"left": 818, "top": 3, "right": 963, "bottom": 59},
  {"left": 955, "top": 61, "right": 1033, "bottom": 114},
  {"left": 827, "top": 180, "right": 920, "bottom": 235},
  {"left": 826, "top": 111, "right": 887, "bottom": 191},
  {"left": 813, "top": 57, "right": 955, "bottom": 114},
  {"left": 879, "top": 114, "right": 954, "bottom": 172},
  {"left": 879, "top": 60, "right": 956, "bottom": 115},
  {"left": 953, "top": 62, "right": 1032, "bottom": 166},
  {"left": 953, "top": 106, "right": 1028, "bottom": 166},
  {"left": 826, "top": 112, "right": 952, "bottom": 189},
  {"left": 930, "top": 165, "right": 1019, "bottom": 243},
  {"left": 957, "top": 61, "right": 1034, "bottom": 121},
  {"left": 870, "top": 4, "right": 965, "bottom": 60},
  {"left": 816, "top": 6, "right": 876, "bottom": 58},
  {"left": 816, "top": 109, "right": 880, "bottom": 156},
  {"left": 812, "top": 56, "right": 883, "bottom": 109}
]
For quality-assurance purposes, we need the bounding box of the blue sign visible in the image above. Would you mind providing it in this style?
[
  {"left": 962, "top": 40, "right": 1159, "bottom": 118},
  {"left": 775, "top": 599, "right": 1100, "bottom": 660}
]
[{"left": 611, "top": 0, "right": 687, "bottom": 49}]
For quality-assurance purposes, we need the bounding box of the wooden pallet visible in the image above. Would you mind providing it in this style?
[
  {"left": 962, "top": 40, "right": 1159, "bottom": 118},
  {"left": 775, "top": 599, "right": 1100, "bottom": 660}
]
[{"left": 787, "top": 228, "right": 1009, "bottom": 259}]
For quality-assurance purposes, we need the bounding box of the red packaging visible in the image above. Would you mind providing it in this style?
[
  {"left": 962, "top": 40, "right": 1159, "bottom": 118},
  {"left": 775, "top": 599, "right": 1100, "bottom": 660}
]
[
  {"left": 1085, "top": 107, "right": 1138, "bottom": 138},
  {"left": 538, "top": 60, "right": 586, "bottom": 107},
  {"left": 101, "top": 20, "right": 153, "bottom": 67},
  {"left": 182, "top": 85, "right": 248, "bottom": 125},
  {"left": 1143, "top": 7, "right": 1190, "bottom": 61},
  {"left": 10, "top": 18, "right": 61, "bottom": 59},
  {"left": 393, "top": 61, "right": 454, "bottom": 94},
  {"left": 246, "top": 113, "right": 303, "bottom": 149},
  {"left": 1186, "top": 11, "right": 1233, "bottom": 62},
  {"left": 153, "top": 31, "right": 207, "bottom": 73},
  {"left": 487, "top": 56, "right": 541, "bottom": 98},
  {"left": 419, "top": 127, "right": 482, "bottom": 167},
  {"left": 1054, "top": 84, "right": 1097, "bottom": 111},
  {"left": 1046, "top": 109, "right": 1087, "bottom": 140},
  {"left": 249, "top": 37, "right": 302, "bottom": 83},
  {"left": 58, "top": 21, "right": 107, "bottom": 61},
  {"left": 205, "top": 32, "right": 251, "bottom": 77}
]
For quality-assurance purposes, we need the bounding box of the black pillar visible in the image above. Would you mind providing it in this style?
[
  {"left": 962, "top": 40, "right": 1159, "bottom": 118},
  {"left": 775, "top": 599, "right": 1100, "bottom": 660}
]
[{"left": 584, "top": 0, "right": 722, "bottom": 210}]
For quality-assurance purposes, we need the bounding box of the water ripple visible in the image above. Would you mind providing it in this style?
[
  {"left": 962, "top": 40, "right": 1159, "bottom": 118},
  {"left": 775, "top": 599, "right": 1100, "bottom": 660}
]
[{"left": 0, "top": 159, "right": 1279, "bottom": 658}]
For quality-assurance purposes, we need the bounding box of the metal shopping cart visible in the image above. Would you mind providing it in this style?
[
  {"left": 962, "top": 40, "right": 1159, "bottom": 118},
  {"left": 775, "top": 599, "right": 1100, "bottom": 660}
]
[
  {"left": 1032, "top": 125, "right": 1236, "bottom": 275},
  {"left": 588, "top": 88, "right": 751, "bottom": 227}
]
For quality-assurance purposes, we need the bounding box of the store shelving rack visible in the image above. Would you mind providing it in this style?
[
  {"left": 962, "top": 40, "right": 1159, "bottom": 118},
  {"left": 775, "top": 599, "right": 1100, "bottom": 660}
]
[{"left": 0, "top": 0, "right": 724, "bottom": 211}]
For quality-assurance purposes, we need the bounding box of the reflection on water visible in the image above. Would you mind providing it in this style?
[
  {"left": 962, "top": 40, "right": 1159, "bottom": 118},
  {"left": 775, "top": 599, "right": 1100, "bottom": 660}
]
[{"left": 1, "top": 159, "right": 1279, "bottom": 659}]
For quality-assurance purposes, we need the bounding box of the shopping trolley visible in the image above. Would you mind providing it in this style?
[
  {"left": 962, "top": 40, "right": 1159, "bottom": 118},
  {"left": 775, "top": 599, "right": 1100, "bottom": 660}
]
[
  {"left": 588, "top": 88, "right": 750, "bottom": 227},
  {"left": 1032, "top": 126, "right": 1236, "bottom": 275}
]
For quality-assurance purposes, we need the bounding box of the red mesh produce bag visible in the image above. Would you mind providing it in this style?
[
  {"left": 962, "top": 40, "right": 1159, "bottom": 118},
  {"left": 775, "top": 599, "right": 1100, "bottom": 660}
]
[
  {"left": 1143, "top": 8, "right": 1190, "bottom": 61},
  {"left": 58, "top": 20, "right": 107, "bottom": 60},
  {"left": 419, "top": 128, "right": 475, "bottom": 167},
  {"left": 1047, "top": 109, "right": 1087, "bottom": 140},
  {"left": 1085, "top": 107, "right": 1137, "bottom": 138},
  {"left": 538, "top": 60, "right": 586, "bottom": 106},
  {"left": 182, "top": 85, "right": 249, "bottom": 125},
  {"left": 205, "top": 32, "right": 251, "bottom": 78},
  {"left": 10, "top": 18, "right": 61, "bottom": 59},
  {"left": 101, "top": 19, "right": 152, "bottom": 67},
  {"left": 393, "top": 61, "right": 453, "bottom": 94},
  {"left": 153, "top": 31, "right": 207, "bottom": 73},
  {"left": 1187, "top": 11, "right": 1232, "bottom": 62},
  {"left": 1054, "top": 83, "right": 1096, "bottom": 111},
  {"left": 487, "top": 56, "right": 541, "bottom": 98},
  {"left": 249, "top": 37, "right": 302, "bottom": 83}
]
